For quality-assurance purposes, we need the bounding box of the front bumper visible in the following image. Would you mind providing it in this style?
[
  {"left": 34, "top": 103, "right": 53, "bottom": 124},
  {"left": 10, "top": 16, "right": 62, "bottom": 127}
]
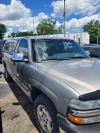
[{"left": 57, "top": 113, "right": 100, "bottom": 133}]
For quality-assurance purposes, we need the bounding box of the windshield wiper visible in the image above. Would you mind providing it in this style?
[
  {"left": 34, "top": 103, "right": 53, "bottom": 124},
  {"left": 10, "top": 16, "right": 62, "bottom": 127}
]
[
  {"left": 36, "top": 56, "right": 88, "bottom": 62},
  {"left": 70, "top": 56, "right": 88, "bottom": 59}
]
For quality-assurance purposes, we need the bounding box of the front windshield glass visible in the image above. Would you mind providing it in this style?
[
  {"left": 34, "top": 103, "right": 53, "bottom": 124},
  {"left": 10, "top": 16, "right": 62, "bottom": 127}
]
[{"left": 32, "top": 39, "right": 89, "bottom": 62}]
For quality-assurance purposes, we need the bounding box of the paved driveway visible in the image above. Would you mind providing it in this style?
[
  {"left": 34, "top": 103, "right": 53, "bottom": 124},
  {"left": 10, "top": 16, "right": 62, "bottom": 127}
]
[
  {"left": 0, "top": 63, "right": 39, "bottom": 133},
  {"left": 0, "top": 63, "right": 65, "bottom": 133}
]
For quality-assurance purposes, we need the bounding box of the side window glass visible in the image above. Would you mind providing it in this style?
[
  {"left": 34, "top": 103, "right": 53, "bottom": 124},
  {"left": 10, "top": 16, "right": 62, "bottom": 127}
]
[
  {"left": 4, "top": 42, "right": 16, "bottom": 53},
  {"left": 88, "top": 49, "right": 100, "bottom": 57},
  {"left": 17, "top": 39, "right": 28, "bottom": 58}
]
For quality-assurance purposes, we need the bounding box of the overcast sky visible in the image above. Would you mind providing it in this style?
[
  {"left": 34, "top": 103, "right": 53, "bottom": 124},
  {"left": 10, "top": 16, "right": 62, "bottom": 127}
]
[{"left": 0, "top": 0, "right": 100, "bottom": 37}]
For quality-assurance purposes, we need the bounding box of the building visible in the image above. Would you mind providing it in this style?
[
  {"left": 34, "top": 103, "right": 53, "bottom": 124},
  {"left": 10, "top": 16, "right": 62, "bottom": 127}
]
[{"left": 40, "top": 32, "right": 90, "bottom": 46}]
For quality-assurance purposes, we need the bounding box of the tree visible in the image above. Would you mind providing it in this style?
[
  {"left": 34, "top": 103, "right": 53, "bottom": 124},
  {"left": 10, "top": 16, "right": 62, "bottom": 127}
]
[
  {"left": 16, "top": 31, "right": 34, "bottom": 37},
  {"left": 11, "top": 32, "right": 16, "bottom": 37},
  {"left": 8, "top": 31, "right": 37, "bottom": 38},
  {"left": 83, "top": 20, "right": 100, "bottom": 44},
  {"left": 36, "top": 18, "right": 60, "bottom": 35},
  {"left": 58, "top": 25, "right": 64, "bottom": 34},
  {"left": 0, "top": 23, "right": 6, "bottom": 39}
]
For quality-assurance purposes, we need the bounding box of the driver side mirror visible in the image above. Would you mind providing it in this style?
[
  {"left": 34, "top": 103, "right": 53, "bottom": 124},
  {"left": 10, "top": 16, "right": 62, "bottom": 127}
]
[{"left": 11, "top": 53, "right": 28, "bottom": 62}]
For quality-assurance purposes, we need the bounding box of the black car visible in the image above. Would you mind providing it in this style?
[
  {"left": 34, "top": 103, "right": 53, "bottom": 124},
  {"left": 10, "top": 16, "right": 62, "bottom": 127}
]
[
  {"left": 82, "top": 44, "right": 100, "bottom": 58},
  {"left": 0, "top": 40, "right": 7, "bottom": 60}
]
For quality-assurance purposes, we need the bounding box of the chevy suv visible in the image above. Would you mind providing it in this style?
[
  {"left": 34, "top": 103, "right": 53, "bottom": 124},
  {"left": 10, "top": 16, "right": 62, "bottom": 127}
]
[{"left": 2, "top": 36, "right": 100, "bottom": 133}]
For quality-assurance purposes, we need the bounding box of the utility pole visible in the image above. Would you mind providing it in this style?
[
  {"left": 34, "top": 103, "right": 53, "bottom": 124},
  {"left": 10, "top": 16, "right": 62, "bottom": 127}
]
[{"left": 63, "top": 0, "right": 66, "bottom": 38}]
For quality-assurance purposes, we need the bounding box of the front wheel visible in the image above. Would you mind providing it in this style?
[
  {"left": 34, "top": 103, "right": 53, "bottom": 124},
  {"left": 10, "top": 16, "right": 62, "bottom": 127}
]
[{"left": 34, "top": 94, "right": 60, "bottom": 133}]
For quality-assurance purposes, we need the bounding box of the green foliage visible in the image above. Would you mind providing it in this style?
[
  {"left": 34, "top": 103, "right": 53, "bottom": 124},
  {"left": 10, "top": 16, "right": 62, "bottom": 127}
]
[
  {"left": 36, "top": 18, "right": 63, "bottom": 35},
  {"left": 83, "top": 20, "right": 100, "bottom": 44},
  {"left": 0, "top": 23, "right": 6, "bottom": 39},
  {"left": 8, "top": 18, "right": 64, "bottom": 38},
  {"left": 58, "top": 25, "right": 64, "bottom": 34},
  {"left": 11, "top": 32, "right": 16, "bottom": 37},
  {"left": 16, "top": 31, "right": 34, "bottom": 37},
  {"left": 8, "top": 31, "right": 37, "bottom": 38}
]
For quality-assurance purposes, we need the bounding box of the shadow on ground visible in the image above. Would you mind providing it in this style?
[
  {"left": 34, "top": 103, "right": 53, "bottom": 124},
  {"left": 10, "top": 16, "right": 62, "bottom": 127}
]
[
  {"left": 0, "top": 59, "right": 2, "bottom": 65},
  {"left": 7, "top": 83, "right": 39, "bottom": 132},
  {"left": 0, "top": 61, "right": 39, "bottom": 132}
]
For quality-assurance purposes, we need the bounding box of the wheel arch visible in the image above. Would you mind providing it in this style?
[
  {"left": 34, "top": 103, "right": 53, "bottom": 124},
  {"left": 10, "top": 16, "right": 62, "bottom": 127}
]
[
  {"left": 3, "top": 61, "right": 6, "bottom": 69},
  {"left": 31, "top": 86, "right": 43, "bottom": 102},
  {"left": 2, "top": 61, "right": 7, "bottom": 72},
  {"left": 31, "top": 86, "right": 58, "bottom": 113}
]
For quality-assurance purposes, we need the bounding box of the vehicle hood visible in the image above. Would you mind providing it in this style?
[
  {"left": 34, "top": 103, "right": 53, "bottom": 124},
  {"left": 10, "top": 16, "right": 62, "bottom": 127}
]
[{"left": 37, "top": 58, "right": 100, "bottom": 95}]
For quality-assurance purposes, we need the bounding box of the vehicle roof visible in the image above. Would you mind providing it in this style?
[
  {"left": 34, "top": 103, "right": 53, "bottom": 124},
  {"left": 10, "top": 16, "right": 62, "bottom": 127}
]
[
  {"left": 0, "top": 39, "right": 7, "bottom": 45},
  {"left": 82, "top": 44, "right": 100, "bottom": 51},
  {"left": 10, "top": 36, "right": 74, "bottom": 41},
  {"left": 83, "top": 44, "right": 100, "bottom": 47}
]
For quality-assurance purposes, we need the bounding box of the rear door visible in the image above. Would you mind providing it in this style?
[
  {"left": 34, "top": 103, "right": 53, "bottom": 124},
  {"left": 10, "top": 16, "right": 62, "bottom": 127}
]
[
  {"left": 12, "top": 39, "right": 29, "bottom": 93},
  {"left": 3, "top": 40, "right": 17, "bottom": 75}
]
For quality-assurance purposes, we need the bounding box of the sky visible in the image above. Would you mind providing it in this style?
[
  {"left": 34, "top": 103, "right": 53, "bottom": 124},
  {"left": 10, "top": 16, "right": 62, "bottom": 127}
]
[{"left": 0, "top": 0, "right": 100, "bottom": 37}]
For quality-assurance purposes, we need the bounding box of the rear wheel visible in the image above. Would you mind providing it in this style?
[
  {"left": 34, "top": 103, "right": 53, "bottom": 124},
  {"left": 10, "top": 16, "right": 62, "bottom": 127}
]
[
  {"left": 34, "top": 94, "right": 60, "bottom": 133},
  {"left": 0, "top": 58, "right": 2, "bottom": 64}
]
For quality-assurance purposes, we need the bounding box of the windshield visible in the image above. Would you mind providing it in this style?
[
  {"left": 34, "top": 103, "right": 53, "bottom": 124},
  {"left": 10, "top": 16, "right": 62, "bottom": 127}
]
[{"left": 32, "top": 39, "right": 89, "bottom": 62}]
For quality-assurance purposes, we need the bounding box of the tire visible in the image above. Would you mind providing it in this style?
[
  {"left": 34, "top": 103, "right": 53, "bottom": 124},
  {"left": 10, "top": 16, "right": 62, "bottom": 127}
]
[
  {"left": 0, "top": 58, "right": 2, "bottom": 64},
  {"left": 34, "top": 94, "right": 60, "bottom": 133},
  {"left": 4, "top": 69, "right": 13, "bottom": 82}
]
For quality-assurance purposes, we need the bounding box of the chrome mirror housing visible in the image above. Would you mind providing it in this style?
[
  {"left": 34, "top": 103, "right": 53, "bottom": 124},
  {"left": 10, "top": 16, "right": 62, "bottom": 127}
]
[{"left": 11, "top": 53, "right": 28, "bottom": 62}]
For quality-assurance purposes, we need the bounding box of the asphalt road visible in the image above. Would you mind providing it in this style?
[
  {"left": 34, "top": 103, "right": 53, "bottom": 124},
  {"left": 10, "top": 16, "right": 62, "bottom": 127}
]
[
  {"left": 0, "top": 62, "right": 65, "bottom": 133},
  {"left": 0, "top": 62, "right": 11, "bottom": 99},
  {"left": 0, "top": 63, "right": 39, "bottom": 133}
]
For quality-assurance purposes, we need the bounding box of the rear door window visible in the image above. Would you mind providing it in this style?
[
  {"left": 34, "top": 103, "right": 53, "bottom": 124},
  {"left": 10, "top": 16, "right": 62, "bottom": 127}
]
[{"left": 4, "top": 42, "right": 16, "bottom": 54}]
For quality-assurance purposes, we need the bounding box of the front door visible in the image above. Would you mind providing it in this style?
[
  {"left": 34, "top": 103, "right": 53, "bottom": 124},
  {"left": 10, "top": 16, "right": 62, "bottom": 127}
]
[{"left": 12, "top": 39, "right": 29, "bottom": 93}]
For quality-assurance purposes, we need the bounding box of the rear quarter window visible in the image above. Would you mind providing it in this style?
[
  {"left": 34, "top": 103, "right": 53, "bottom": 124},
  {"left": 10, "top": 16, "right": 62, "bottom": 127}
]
[{"left": 3, "top": 42, "right": 16, "bottom": 54}]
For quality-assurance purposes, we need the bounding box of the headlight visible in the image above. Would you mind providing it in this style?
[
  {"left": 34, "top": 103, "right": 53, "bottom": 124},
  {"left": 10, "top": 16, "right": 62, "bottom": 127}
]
[
  {"left": 67, "top": 99, "right": 100, "bottom": 124},
  {"left": 69, "top": 99, "right": 100, "bottom": 110}
]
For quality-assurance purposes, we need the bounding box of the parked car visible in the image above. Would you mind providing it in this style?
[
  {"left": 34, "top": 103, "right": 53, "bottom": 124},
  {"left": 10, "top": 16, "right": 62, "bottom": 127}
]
[
  {"left": 2, "top": 37, "right": 100, "bottom": 133},
  {"left": 0, "top": 39, "right": 7, "bottom": 60},
  {"left": 82, "top": 44, "right": 100, "bottom": 58},
  {"left": 0, "top": 40, "right": 3, "bottom": 59}
]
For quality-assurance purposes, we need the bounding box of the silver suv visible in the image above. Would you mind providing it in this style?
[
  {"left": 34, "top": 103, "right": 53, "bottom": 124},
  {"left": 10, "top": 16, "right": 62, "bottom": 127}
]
[{"left": 2, "top": 36, "right": 100, "bottom": 133}]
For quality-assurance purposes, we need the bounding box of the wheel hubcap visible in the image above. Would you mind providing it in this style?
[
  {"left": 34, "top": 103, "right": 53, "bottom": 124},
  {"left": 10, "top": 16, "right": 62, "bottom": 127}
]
[{"left": 37, "top": 105, "right": 53, "bottom": 133}]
